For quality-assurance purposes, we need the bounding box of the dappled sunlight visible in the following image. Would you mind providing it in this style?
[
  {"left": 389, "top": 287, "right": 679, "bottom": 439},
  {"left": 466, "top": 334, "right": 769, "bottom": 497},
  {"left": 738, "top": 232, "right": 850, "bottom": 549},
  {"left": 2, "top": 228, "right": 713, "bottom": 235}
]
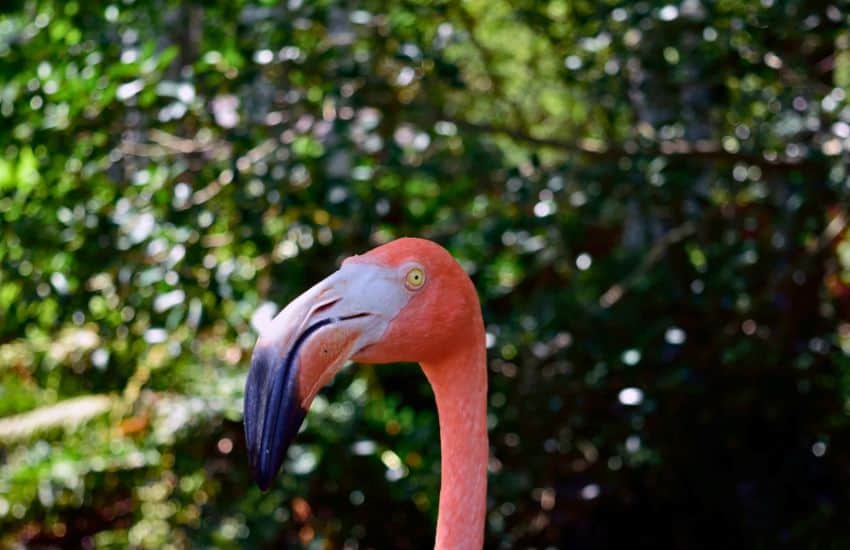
[{"left": 2, "top": 0, "right": 850, "bottom": 547}]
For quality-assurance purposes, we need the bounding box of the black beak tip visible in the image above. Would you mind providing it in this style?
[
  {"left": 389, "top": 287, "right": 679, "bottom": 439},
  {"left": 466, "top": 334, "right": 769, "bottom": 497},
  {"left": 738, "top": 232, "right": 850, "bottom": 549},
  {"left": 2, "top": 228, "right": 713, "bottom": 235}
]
[
  {"left": 254, "top": 467, "right": 274, "bottom": 492},
  {"left": 244, "top": 343, "right": 308, "bottom": 491},
  {"left": 250, "top": 446, "right": 274, "bottom": 490},
  {"left": 247, "top": 403, "right": 307, "bottom": 490},
  {"left": 245, "top": 326, "right": 325, "bottom": 491}
]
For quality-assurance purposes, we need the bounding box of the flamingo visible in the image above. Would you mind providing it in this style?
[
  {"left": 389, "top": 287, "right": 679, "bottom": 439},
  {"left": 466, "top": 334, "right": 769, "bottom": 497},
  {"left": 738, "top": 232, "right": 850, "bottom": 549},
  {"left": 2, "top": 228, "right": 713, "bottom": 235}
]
[{"left": 244, "top": 237, "right": 488, "bottom": 549}]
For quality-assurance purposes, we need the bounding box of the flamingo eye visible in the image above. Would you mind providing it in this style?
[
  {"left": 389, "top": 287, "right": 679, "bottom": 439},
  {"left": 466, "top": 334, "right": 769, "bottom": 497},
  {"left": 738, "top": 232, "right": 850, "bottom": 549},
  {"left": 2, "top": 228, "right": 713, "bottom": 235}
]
[{"left": 405, "top": 267, "right": 426, "bottom": 290}]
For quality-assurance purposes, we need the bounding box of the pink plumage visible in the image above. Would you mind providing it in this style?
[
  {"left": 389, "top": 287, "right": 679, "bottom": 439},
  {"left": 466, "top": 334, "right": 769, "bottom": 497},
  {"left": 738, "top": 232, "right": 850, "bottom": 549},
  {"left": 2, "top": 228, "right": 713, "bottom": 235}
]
[{"left": 244, "top": 238, "right": 488, "bottom": 549}]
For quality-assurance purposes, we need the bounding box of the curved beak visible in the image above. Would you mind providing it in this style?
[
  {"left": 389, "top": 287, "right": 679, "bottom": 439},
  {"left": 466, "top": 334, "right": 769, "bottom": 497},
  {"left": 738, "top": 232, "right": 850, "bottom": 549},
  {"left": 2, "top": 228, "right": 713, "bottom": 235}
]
[{"left": 244, "top": 262, "right": 409, "bottom": 490}]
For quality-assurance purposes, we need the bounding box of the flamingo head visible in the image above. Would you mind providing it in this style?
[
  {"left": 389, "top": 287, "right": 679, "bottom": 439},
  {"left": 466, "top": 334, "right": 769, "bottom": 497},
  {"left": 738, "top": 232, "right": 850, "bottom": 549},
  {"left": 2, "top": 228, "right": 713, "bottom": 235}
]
[{"left": 244, "top": 238, "right": 479, "bottom": 489}]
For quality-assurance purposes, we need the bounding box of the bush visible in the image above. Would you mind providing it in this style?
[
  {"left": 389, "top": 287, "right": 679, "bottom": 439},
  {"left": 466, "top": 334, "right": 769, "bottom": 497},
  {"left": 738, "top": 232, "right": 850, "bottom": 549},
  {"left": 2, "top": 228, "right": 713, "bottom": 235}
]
[{"left": 2, "top": 1, "right": 850, "bottom": 547}]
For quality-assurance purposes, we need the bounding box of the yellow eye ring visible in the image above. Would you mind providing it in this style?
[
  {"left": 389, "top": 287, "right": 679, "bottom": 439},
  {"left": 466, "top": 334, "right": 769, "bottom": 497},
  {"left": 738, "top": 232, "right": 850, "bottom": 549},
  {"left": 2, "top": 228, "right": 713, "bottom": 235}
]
[{"left": 405, "top": 267, "right": 426, "bottom": 290}]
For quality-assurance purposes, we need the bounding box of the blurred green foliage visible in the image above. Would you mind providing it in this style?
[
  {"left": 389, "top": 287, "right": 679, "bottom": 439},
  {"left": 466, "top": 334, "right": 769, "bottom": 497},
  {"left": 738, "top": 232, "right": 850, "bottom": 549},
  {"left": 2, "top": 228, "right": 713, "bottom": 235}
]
[{"left": 2, "top": 0, "right": 850, "bottom": 547}]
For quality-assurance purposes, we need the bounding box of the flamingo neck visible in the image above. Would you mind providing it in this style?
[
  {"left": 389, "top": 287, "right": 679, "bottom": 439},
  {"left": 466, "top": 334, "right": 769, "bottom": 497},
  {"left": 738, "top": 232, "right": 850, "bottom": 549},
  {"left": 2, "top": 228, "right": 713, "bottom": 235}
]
[{"left": 422, "top": 334, "right": 488, "bottom": 550}]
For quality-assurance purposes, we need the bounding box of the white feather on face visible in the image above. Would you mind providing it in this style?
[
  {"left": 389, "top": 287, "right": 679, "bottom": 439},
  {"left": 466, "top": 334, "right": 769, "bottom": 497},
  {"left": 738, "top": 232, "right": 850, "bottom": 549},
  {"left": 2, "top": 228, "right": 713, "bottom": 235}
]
[{"left": 256, "top": 261, "right": 413, "bottom": 362}]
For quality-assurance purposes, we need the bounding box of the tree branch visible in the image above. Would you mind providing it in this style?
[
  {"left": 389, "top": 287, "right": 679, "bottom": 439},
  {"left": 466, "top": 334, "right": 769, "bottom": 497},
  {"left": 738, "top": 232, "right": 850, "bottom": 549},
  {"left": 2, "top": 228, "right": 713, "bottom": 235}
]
[
  {"left": 599, "top": 221, "right": 697, "bottom": 308},
  {"left": 449, "top": 118, "right": 821, "bottom": 171}
]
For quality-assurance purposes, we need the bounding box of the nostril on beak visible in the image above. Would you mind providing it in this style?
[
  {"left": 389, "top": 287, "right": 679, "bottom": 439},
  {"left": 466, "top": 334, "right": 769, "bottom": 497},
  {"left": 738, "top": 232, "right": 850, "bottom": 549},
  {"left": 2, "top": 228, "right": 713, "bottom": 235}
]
[
  {"left": 310, "top": 297, "right": 341, "bottom": 318},
  {"left": 338, "top": 312, "right": 371, "bottom": 321}
]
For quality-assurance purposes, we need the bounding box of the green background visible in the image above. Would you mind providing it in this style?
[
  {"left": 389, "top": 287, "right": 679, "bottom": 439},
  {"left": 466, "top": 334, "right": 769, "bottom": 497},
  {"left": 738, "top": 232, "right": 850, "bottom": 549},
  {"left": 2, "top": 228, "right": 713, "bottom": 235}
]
[{"left": 2, "top": 0, "right": 850, "bottom": 547}]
